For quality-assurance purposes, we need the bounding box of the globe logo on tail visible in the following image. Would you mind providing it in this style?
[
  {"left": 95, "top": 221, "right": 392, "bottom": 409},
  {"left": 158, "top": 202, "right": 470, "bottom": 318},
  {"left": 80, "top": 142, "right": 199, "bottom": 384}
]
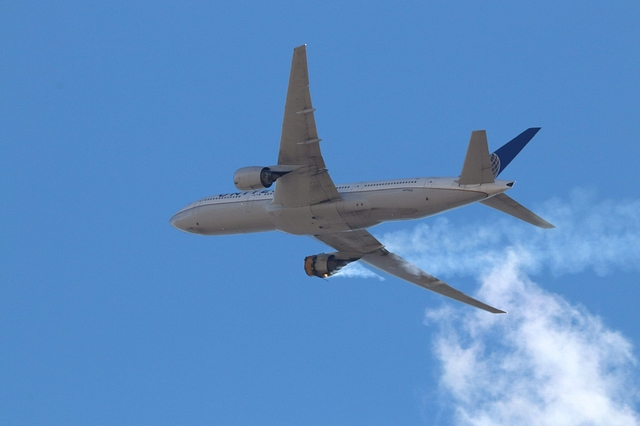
[{"left": 490, "top": 153, "right": 501, "bottom": 178}]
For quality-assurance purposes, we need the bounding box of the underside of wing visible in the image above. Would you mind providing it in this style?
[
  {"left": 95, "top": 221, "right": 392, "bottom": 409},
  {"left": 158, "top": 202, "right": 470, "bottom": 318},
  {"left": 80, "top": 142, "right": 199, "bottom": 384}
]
[
  {"left": 361, "top": 250, "right": 506, "bottom": 314},
  {"left": 274, "top": 45, "right": 340, "bottom": 207},
  {"left": 314, "top": 229, "right": 384, "bottom": 255},
  {"left": 314, "top": 230, "right": 506, "bottom": 314}
]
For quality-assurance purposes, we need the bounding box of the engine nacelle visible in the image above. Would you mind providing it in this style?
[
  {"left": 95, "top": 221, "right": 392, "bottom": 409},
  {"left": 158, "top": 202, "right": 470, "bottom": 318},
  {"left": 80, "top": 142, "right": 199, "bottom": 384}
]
[
  {"left": 233, "top": 166, "right": 275, "bottom": 190},
  {"left": 304, "top": 253, "right": 359, "bottom": 278},
  {"left": 233, "top": 165, "right": 299, "bottom": 191}
]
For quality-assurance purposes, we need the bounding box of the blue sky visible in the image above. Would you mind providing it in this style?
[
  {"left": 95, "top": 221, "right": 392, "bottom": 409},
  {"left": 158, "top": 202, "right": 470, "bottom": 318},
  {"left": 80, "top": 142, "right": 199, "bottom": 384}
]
[{"left": 2, "top": 2, "right": 639, "bottom": 425}]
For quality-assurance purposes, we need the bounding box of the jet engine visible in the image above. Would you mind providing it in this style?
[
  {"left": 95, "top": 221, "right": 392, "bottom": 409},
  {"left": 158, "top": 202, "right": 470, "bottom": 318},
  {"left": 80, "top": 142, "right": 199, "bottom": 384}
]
[
  {"left": 233, "top": 165, "right": 298, "bottom": 191},
  {"left": 304, "top": 253, "right": 360, "bottom": 278},
  {"left": 233, "top": 167, "right": 276, "bottom": 190}
]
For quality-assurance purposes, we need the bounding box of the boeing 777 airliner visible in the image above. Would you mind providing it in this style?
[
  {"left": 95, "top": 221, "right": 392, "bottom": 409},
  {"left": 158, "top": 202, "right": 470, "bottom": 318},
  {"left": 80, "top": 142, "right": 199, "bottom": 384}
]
[{"left": 170, "top": 45, "right": 554, "bottom": 314}]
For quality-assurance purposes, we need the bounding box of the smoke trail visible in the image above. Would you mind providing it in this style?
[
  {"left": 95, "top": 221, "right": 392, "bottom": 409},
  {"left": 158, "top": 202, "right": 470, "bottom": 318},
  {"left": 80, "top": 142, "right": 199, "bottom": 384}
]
[
  {"left": 379, "top": 189, "right": 640, "bottom": 425},
  {"left": 424, "top": 251, "right": 640, "bottom": 425},
  {"left": 333, "top": 262, "right": 385, "bottom": 280},
  {"left": 380, "top": 189, "right": 640, "bottom": 279}
]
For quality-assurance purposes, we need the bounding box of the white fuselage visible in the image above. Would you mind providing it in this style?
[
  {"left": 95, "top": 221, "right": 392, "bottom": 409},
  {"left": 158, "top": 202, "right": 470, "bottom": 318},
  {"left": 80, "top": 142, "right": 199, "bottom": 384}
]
[{"left": 170, "top": 176, "right": 513, "bottom": 236}]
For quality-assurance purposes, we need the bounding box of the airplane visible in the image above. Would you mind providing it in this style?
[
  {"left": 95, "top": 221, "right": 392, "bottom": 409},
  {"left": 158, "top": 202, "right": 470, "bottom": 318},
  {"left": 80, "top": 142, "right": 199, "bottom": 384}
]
[{"left": 170, "top": 45, "right": 554, "bottom": 314}]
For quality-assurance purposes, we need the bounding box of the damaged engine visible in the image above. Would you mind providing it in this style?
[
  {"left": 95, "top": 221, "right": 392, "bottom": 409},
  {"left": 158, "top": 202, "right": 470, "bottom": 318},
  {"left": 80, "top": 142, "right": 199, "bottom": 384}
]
[{"left": 304, "top": 253, "right": 360, "bottom": 278}]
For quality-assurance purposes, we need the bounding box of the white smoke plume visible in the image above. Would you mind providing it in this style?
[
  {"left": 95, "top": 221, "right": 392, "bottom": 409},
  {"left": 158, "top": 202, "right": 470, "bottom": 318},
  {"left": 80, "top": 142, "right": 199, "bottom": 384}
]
[
  {"left": 424, "top": 252, "right": 640, "bottom": 425},
  {"left": 333, "top": 262, "right": 385, "bottom": 280},
  {"left": 378, "top": 189, "right": 640, "bottom": 425},
  {"left": 380, "top": 189, "right": 640, "bottom": 279}
]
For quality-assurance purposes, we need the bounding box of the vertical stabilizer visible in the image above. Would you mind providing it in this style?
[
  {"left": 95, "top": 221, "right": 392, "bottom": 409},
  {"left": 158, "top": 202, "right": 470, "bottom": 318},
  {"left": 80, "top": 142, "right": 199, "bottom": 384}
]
[{"left": 491, "top": 127, "right": 541, "bottom": 177}]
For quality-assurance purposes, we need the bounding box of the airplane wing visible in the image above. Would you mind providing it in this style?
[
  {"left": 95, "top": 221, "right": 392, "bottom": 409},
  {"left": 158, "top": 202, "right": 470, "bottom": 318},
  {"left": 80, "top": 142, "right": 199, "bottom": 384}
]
[
  {"left": 273, "top": 45, "right": 341, "bottom": 207},
  {"left": 314, "top": 229, "right": 506, "bottom": 314}
]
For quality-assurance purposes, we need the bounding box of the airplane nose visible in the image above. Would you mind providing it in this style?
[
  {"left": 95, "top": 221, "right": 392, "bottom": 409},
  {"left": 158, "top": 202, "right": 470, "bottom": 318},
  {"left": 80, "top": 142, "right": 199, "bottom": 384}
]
[
  {"left": 169, "top": 213, "right": 181, "bottom": 230},
  {"left": 170, "top": 210, "right": 191, "bottom": 231}
]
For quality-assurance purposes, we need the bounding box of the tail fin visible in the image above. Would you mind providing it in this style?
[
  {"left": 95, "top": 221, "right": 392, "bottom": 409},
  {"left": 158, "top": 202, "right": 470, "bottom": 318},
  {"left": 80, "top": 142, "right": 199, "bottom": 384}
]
[
  {"left": 458, "top": 127, "right": 554, "bottom": 228},
  {"left": 491, "top": 127, "right": 541, "bottom": 177}
]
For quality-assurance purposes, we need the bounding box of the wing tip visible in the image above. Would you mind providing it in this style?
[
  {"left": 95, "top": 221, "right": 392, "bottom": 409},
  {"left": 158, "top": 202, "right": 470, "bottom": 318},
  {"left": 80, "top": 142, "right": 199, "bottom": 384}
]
[
  {"left": 539, "top": 219, "right": 556, "bottom": 229},
  {"left": 480, "top": 303, "right": 507, "bottom": 314}
]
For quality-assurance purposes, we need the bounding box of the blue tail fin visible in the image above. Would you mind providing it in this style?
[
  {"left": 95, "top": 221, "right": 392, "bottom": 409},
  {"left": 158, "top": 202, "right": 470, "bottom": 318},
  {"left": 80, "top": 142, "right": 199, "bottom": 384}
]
[{"left": 491, "top": 127, "right": 541, "bottom": 177}]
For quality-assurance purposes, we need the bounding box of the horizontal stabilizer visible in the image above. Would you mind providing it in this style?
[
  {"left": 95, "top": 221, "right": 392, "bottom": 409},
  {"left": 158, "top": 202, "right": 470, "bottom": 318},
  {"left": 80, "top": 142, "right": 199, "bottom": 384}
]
[
  {"left": 491, "top": 127, "right": 540, "bottom": 177},
  {"left": 458, "top": 130, "right": 495, "bottom": 185},
  {"left": 480, "top": 193, "right": 554, "bottom": 229}
]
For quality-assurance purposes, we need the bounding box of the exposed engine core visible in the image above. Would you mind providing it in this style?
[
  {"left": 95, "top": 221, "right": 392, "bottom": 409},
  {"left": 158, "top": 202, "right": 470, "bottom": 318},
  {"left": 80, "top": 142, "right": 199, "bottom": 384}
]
[{"left": 304, "top": 253, "right": 359, "bottom": 278}]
